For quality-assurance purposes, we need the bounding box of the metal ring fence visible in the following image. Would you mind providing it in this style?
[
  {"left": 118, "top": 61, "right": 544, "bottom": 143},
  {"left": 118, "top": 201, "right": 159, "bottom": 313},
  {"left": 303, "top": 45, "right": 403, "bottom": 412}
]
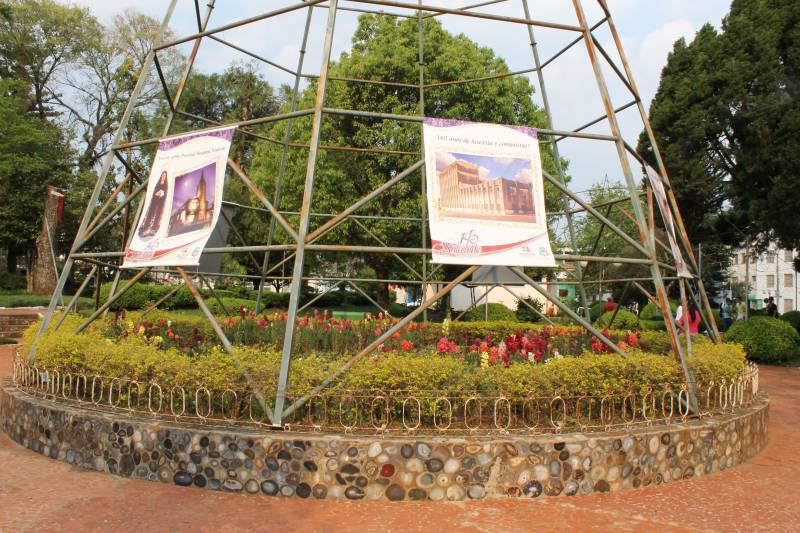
[{"left": 7, "top": 359, "right": 762, "bottom": 436}]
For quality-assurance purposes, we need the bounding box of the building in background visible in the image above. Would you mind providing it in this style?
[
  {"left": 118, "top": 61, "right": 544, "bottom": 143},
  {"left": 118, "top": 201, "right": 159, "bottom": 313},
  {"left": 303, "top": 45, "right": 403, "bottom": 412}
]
[{"left": 727, "top": 245, "right": 798, "bottom": 313}]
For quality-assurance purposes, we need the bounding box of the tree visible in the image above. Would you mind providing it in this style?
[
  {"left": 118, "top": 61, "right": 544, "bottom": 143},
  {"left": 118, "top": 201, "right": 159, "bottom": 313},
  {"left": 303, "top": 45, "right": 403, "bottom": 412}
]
[
  {"left": 642, "top": 0, "right": 800, "bottom": 253},
  {"left": 0, "top": 0, "right": 100, "bottom": 119},
  {"left": 0, "top": 80, "right": 72, "bottom": 273},
  {"left": 250, "top": 15, "right": 567, "bottom": 308}
]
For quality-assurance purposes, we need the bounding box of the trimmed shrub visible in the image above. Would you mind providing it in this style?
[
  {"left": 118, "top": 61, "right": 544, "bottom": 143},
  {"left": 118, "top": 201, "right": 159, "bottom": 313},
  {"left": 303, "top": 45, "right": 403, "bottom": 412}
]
[
  {"left": 589, "top": 301, "right": 606, "bottom": 321},
  {"left": 595, "top": 308, "right": 640, "bottom": 330},
  {"left": 725, "top": 317, "right": 800, "bottom": 363},
  {"left": 779, "top": 310, "right": 800, "bottom": 334},
  {"left": 640, "top": 319, "right": 666, "bottom": 331},
  {"left": 639, "top": 300, "right": 677, "bottom": 322},
  {"left": 515, "top": 297, "right": 544, "bottom": 323},
  {"left": 0, "top": 272, "right": 26, "bottom": 291},
  {"left": 461, "top": 302, "right": 517, "bottom": 322},
  {"left": 25, "top": 317, "right": 745, "bottom": 399}
]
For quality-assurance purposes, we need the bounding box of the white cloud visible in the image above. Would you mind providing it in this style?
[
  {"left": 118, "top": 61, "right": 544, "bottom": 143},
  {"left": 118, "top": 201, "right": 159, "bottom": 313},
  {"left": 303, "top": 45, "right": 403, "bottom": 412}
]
[
  {"left": 478, "top": 165, "right": 491, "bottom": 180},
  {"left": 514, "top": 167, "right": 533, "bottom": 183},
  {"left": 639, "top": 19, "right": 695, "bottom": 77},
  {"left": 435, "top": 151, "right": 456, "bottom": 171}
]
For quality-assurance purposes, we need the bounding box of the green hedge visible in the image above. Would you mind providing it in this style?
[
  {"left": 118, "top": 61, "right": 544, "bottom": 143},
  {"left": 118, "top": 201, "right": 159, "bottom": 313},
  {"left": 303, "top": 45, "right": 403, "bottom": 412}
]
[
  {"left": 26, "top": 315, "right": 746, "bottom": 399},
  {"left": 640, "top": 300, "right": 677, "bottom": 322},
  {"left": 98, "top": 283, "right": 290, "bottom": 311},
  {"left": 0, "top": 272, "right": 26, "bottom": 291},
  {"left": 780, "top": 310, "right": 800, "bottom": 334},
  {"left": 725, "top": 317, "right": 800, "bottom": 363},
  {"left": 461, "top": 302, "right": 517, "bottom": 322},
  {"left": 595, "top": 309, "right": 640, "bottom": 330},
  {"left": 515, "top": 297, "right": 543, "bottom": 323}
]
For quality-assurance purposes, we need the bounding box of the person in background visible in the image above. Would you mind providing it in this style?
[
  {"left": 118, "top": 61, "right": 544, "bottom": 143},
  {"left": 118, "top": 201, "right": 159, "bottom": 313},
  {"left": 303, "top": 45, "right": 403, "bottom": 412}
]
[
  {"left": 766, "top": 297, "right": 778, "bottom": 317},
  {"left": 602, "top": 297, "right": 617, "bottom": 313},
  {"left": 735, "top": 298, "right": 747, "bottom": 320},
  {"left": 720, "top": 298, "right": 734, "bottom": 331},
  {"left": 675, "top": 298, "right": 702, "bottom": 335}
]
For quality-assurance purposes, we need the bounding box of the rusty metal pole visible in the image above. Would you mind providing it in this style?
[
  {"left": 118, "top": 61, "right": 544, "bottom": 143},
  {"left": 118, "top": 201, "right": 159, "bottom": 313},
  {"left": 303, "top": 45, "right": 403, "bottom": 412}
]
[
  {"left": 273, "top": 0, "right": 339, "bottom": 425},
  {"left": 571, "top": 0, "right": 697, "bottom": 412},
  {"left": 417, "top": 0, "right": 429, "bottom": 322},
  {"left": 597, "top": 0, "right": 720, "bottom": 342}
]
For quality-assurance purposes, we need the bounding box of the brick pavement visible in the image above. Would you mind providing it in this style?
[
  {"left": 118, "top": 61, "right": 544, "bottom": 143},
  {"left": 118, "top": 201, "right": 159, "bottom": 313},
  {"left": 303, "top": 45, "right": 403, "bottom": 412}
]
[{"left": 1, "top": 344, "right": 798, "bottom": 532}]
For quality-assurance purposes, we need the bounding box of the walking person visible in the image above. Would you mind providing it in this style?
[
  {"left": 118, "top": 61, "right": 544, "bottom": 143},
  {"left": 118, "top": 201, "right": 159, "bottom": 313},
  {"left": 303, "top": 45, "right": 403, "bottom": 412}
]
[
  {"left": 720, "top": 298, "right": 734, "bottom": 331},
  {"left": 766, "top": 297, "right": 778, "bottom": 318},
  {"left": 735, "top": 298, "right": 747, "bottom": 320}
]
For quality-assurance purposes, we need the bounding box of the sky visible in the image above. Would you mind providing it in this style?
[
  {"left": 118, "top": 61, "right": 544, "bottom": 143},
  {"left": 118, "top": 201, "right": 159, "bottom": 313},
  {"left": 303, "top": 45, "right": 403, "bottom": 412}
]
[{"left": 75, "top": 0, "right": 732, "bottom": 191}]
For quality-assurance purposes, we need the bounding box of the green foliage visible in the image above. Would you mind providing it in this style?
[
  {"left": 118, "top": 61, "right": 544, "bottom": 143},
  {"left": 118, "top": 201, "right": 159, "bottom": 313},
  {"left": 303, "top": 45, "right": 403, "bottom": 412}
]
[
  {"left": 25, "top": 317, "right": 745, "bottom": 401},
  {"left": 643, "top": 0, "right": 800, "bottom": 253},
  {"left": 589, "top": 301, "right": 606, "bottom": 321},
  {"left": 640, "top": 300, "right": 677, "bottom": 322},
  {"left": 779, "top": 310, "right": 800, "bottom": 334},
  {"left": 0, "top": 272, "right": 26, "bottom": 290},
  {"left": 725, "top": 317, "right": 800, "bottom": 362},
  {"left": 515, "top": 297, "right": 543, "bottom": 323},
  {"left": 461, "top": 302, "right": 517, "bottom": 322},
  {"left": 595, "top": 309, "right": 640, "bottom": 330},
  {"left": 640, "top": 320, "right": 667, "bottom": 331}
]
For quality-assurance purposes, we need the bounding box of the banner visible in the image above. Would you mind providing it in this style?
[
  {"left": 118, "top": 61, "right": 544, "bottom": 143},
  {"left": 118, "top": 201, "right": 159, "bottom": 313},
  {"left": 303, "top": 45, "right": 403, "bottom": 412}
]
[
  {"left": 123, "top": 127, "right": 236, "bottom": 268},
  {"left": 645, "top": 164, "right": 692, "bottom": 278},
  {"left": 423, "top": 118, "right": 555, "bottom": 267}
]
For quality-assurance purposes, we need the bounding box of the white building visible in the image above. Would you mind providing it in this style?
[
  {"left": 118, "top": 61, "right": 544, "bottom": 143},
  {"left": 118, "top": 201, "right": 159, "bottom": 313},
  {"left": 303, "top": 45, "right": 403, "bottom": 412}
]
[{"left": 728, "top": 245, "right": 798, "bottom": 313}]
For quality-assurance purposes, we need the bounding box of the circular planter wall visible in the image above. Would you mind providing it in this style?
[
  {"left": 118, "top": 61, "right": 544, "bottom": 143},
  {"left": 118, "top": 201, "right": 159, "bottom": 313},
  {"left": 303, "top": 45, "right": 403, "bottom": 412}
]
[{"left": 1, "top": 378, "right": 768, "bottom": 501}]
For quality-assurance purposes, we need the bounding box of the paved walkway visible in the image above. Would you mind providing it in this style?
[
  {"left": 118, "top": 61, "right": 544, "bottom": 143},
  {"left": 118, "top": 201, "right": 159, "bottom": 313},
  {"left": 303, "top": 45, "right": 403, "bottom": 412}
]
[{"left": 1, "top": 344, "right": 798, "bottom": 532}]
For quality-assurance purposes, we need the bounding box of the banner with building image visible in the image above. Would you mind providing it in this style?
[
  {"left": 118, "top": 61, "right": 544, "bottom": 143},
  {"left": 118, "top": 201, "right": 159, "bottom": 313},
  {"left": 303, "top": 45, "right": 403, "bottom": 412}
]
[
  {"left": 645, "top": 164, "right": 692, "bottom": 278},
  {"left": 123, "top": 126, "right": 236, "bottom": 268},
  {"left": 422, "top": 118, "right": 556, "bottom": 267}
]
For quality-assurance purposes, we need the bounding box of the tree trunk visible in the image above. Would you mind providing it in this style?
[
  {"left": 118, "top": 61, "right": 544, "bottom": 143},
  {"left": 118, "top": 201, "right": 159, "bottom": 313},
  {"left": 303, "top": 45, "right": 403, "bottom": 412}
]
[{"left": 31, "top": 188, "right": 64, "bottom": 295}]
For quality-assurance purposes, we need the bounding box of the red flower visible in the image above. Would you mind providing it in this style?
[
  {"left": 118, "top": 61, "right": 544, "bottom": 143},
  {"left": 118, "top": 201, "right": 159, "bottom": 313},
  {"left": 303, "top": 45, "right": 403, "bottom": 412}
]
[{"left": 400, "top": 340, "right": 414, "bottom": 351}]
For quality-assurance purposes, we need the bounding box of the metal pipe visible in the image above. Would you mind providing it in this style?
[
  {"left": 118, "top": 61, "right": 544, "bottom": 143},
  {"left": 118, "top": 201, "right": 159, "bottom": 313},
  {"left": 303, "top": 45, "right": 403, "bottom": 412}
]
[
  {"left": 53, "top": 266, "right": 98, "bottom": 331},
  {"left": 274, "top": 0, "right": 340, "bottom": 426},
  {"left": 75, "top": 269, "right": 151, "bottom": 334}
]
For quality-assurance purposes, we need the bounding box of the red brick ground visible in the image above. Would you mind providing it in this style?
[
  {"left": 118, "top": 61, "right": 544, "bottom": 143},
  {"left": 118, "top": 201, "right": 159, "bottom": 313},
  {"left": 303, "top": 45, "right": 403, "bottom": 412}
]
[{"left": 1, "top": 344, "right": 798, "bottom": 532}]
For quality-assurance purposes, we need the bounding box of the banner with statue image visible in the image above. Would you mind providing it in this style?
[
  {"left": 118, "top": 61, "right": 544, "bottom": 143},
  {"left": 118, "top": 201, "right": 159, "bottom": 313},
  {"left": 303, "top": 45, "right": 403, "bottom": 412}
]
[
  {"left": 422, "top": 118, "right": 556, "bottom": 267},
  {"left": 123, "top": 126, "right": 236, "bottom": 268}
]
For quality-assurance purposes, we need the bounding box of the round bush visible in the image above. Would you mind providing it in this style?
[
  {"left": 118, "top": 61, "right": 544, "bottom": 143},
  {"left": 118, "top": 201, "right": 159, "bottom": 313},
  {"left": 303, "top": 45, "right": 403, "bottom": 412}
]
[
  {"left": 589, "top": 301, "right": 606, "bottom": 321},
  {"left": 462, "top": 302, "right": 517, "bottom": 322},
  {"left": 595, "top": 308, "right": 640, "bottom": 330},
  {"left": 725, "top": 317, "right": 800, "bottom": 363},
  {"left": 515, "top": 297, "right": 543, "bottom": 323},
  {"left": 640, "top": 300, "right": 677, "bottom": 322},
  {"left": 780, "top": 310, "right": 800, "bottom": 334}
]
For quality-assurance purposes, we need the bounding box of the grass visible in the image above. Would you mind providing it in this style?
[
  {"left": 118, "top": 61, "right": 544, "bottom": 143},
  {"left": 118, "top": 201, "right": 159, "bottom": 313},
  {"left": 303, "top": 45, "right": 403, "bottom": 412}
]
[{"left": 0, "top": 292, "right": 94, "bottom": 309}]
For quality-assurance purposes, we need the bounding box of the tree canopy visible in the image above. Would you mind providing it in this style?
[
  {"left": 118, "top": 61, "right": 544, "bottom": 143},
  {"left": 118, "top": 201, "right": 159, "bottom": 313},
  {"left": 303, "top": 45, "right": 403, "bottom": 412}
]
[
  {"left": 250, "top": 14, "right": 568, "bottom": 305},
  {"left": 642, "top": 0, "right": 800, "bottom": 253}
]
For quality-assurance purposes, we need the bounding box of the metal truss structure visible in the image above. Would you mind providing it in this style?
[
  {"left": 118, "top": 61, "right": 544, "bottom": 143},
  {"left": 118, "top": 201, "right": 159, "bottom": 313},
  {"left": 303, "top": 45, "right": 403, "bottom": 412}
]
[{"left": 28, "top": 0, "right": 720, "bottom": 427}]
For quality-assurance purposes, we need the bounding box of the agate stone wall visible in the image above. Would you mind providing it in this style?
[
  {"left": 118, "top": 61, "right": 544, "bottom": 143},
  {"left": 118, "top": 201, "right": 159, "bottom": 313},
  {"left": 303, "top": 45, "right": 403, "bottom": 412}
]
[{"left": 0, "top": 378, "right": 769, "bottom": 501}]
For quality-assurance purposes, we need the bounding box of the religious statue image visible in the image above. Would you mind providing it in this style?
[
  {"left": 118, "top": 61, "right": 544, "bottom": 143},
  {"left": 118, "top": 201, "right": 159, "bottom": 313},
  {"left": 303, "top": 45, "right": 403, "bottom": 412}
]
[
  {"left": 137, "top": 171, "right": 169, "bottom": 238},
  {"left": 167, "top": 162, "right": 216, "bottom": 237}
]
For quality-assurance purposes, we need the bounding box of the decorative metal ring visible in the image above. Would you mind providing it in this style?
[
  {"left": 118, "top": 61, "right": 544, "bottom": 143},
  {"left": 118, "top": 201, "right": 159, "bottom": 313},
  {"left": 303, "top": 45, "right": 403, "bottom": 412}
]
[
  {"left": 91, "top": 376, "right": 104, "bottom": 405},
  {"left": 307, "top": 394, "right": 326, "bottom": 431},
  {"left": 108, "top": 377, "right": 122, "bottom": 408},
  {"left": 464, "top": 396, "right": 482, "bottom": 431},
  {"left": 678, "top": 386, "right": 690, "bottom": 419},
  {"left": 401, "top": 396, "right": 420, "bottom": 431},
  {"left": 195, "top": 387, "right": 212, "bottom": 419},
  {"left": 661, "top": 388, "right": 674, "bottom": 422},
  {"left": 433, "top": 396, "right": 452, "bottom": 431},
  {"left": 127, "top": 381, "right": 142, "bottom": 412},
  {"left": 221, "top": 389, "right": 238, "bottom": 421},
  {"left": 521, "top": 394, "right": 541, "bottom": 431},
  {"left": 550, "top": 395, "right": 567, "bottom": 431},
  {"left": 719, "top": 380, "right": 728, "bottom": 410},
  {"left": 61, "top": 373, "right": 73, "bottom": 400},
  {"left": 148, "top": 382, "right": 163, "bottom": 414},
  {"left": 641, "top": 388, "right": 654, "bottom": 423},
  {"left": 599, "top": 395, "right": 614, "bottom": 429},
  {"left": 370, "top": 394, "right": 389, "bottom": 431},
  {"left": 339, "top": 391, "right": 359, "bottom": 432},
  {"left": 169, "top": 386, "right": 186, "bottom": 417},
  {"left": 574, "top": 395, "right": 592, "bottom": 430},
  {"left": 622, "top": 392, "right": 636, "bottom": 424},
  {"left": 494, "top": 396, "right": 512, "bottom": 431},
  {"left": 75, "top": 374, "right": 87, "bottom": 404}
]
